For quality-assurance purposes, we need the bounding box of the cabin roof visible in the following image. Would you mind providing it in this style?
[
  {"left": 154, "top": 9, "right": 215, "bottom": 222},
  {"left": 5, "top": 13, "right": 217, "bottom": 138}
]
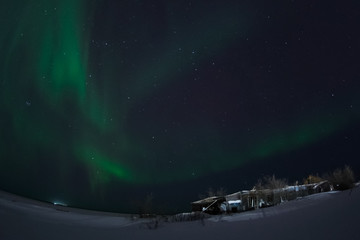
[{"left": 191, "top": 196, "right": 225, "bottom": 205}]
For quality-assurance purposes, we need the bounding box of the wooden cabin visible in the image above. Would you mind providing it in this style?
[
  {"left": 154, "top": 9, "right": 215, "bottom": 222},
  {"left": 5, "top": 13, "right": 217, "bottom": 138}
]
[{"left": 191, "top": 181, "right": 334, "bottom": 215}]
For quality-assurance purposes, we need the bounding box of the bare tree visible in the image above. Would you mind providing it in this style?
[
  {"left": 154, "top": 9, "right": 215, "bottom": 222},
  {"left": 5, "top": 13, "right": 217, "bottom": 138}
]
[
  {"left": 199, "top": 187, "right": 227, "bottom": 199},
  {"left": 255, "top": 174, "right": 288, "bottom": 190},
  {"left": 138, "top": 193, "right": 155, "bottom": 217}
]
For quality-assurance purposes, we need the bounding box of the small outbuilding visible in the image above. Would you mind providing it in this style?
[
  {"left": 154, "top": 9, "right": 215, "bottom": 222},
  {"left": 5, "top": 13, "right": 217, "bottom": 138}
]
[
  {"left": 227, "top": 200, "right": 242, "bottom": 212},
  {"left": 313, "top": 181, "right": 333, "bottom": 193},
  {"left": 191, "top": 196, "right": 226, "bottom": 214}
]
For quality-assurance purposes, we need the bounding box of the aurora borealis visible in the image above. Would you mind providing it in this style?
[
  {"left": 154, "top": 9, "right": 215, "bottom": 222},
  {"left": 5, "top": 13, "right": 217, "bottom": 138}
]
[{"left": 1, "top": 0, "right": 360, "bottom": 213}]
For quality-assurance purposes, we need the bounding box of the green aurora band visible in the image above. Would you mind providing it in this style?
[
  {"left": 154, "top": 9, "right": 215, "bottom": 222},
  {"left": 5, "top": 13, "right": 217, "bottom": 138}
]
[{"left": 0, "top": 1, "right": 356, "bottom": 193}]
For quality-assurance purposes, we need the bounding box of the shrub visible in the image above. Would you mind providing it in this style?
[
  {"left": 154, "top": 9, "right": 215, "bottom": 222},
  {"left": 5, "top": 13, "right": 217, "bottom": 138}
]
[
  {"left": 324, "top": 165, "right": 355, "bottom": 190},
  {"left": 303, "top": 174, "right": 324, "bottom": 184}
]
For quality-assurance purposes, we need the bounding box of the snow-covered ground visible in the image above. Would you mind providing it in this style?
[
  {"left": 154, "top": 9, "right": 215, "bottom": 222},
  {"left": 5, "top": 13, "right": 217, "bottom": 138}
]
[{"left": 1, "top": 187, "right": 359, "bottom": 240}]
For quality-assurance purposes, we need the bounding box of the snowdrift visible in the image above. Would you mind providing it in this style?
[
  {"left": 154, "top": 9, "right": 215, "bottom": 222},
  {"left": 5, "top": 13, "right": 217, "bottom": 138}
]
[{"left": 0, "top": 187, "right": 359, "bottom": 240}]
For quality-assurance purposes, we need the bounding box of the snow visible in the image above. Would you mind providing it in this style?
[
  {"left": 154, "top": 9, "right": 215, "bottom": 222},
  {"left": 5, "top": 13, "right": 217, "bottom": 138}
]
[{"left": 1, "top": 187, "right": 359, "bottom": 240}]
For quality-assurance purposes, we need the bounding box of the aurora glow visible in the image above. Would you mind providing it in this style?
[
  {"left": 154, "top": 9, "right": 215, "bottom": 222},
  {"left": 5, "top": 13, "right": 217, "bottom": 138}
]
[{"left": 1, "top": 0, "right": 359, "bottom": 213}]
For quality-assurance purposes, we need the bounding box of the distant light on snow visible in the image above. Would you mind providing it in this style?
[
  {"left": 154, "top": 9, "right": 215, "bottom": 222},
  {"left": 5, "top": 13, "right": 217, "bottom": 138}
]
[{"left": 53, "top": 201, "right": 67, "bottom": 207}]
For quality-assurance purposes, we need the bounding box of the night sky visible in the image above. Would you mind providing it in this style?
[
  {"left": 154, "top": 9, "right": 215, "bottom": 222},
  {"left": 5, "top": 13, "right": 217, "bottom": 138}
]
[{"left": 1, "top": 0, "right": 360, "bottom": 214}]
